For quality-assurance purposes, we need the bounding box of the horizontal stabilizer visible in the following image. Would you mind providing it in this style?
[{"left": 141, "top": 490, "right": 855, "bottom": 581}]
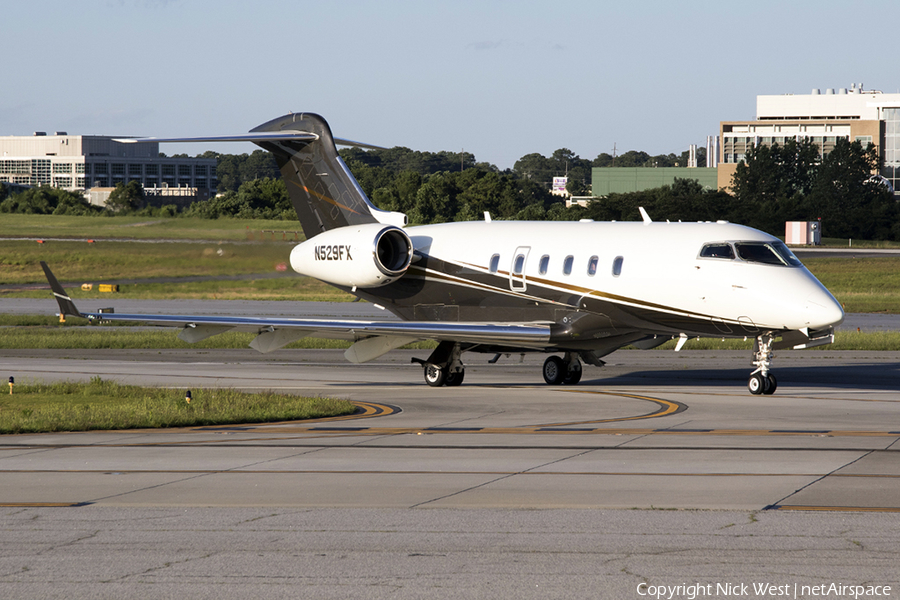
[{"left": 114, "top": 132, "right": 384, "bottom": 150}]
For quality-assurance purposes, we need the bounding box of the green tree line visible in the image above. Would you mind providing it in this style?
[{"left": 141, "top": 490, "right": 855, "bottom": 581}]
[
  {"left": 730, "top": 138, "right": 897, "bottom": 239},
  {"left": 2, "top": 139, "right": 896, "bottom": 240}
]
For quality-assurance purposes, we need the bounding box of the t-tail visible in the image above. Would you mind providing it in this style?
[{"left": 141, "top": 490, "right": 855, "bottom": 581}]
[
  {"left": 116, "top": 112, "right": 406, "bottom": 239},
  {"left": 251, "top": 113, "right": 405, "bottom": 238}
]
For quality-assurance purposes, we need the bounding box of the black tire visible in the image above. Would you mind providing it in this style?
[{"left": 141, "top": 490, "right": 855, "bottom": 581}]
[
  {"left": 563, "top": 362, "right": 582, "bottom": 385},
  {"left": 763, "top": 373, "right": 777, "bottom": 395},
  {"left": 748, "top": 373, "right": 765, "bottom": 395},
  {"left": 445, "top": 369, "right": 465, "bottom": 387},
  {"left": 542, "top": 356, "right": 566, "bottom": 385},
  {"left": 424, "top": 363, "right": 446, "bottom": 387}
]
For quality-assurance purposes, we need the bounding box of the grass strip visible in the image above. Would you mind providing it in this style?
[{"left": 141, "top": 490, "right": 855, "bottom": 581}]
[
  {"left": 0, "top": 376, "right": 355, "bottom": 434},
  {"left": 802, "top": 257, "right": 900, "bottom": 314},
  {"left": 2, "top": 278, "right": 353, "bottom": 302},
  {"left": 0, "top": 214, "right": 300, "bottom": 242},
  {"left": 0, "top": 239, "right": 295, "bottom": 284},
  {"left": 0, "top": 325, "right": 439, "bottom": 351}
]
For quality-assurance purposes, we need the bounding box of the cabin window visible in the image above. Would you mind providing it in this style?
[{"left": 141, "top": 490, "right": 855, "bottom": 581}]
[
  {"left": 489, "top": 254, "right": 500, "bottom": 273},
  {"left": 612, "top": 256, "right": 624, "bottom": 277},
  {"left": 539, "top": 255, "right": 549, "bottom": 275},
  {"left": 734, "top": 241, "right": 801, "bottom": 267},
  {"left": 699, "top": 243, "right": 735, "bottom": 259},
  {"left": 513, "top": 254, "right": 525, "bottom": 275},
  {"left": 563, "top": 255, "right": 574, "bottom": 275},
  {"left": 587, "top": 255, "right": 598, "bottom": 276}
]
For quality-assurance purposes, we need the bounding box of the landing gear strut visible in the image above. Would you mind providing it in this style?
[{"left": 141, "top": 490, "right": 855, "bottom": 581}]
[
  {"left": 542, "top": 352, "right": 582, "bottom": 385},
  {"left": 749, "top": 333, "right": 778, "bottom": 395}
]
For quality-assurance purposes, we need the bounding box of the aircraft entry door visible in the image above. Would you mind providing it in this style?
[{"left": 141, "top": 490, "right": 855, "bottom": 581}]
[{"left": 510, "top": 246, "right": 530, "bottom": 291}]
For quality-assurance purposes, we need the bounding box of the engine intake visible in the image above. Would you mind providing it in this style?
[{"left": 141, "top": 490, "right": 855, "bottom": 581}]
[{"left": 290, "top": 223, "right": 413, "bottom": 288}]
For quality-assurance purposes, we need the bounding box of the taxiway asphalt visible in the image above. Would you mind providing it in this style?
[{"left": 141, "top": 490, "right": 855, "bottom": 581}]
[
  {"left": 2, "top": 347, "right": 899, "bottom": 512},
  {"left": 2, "top": 305, "right": 900, "bottom": 598}
]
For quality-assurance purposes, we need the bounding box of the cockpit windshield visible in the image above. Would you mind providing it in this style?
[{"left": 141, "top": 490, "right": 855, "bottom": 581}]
[
  {"left": 734, "top": 241, "right": 802, "bottom": 267},
  {"left": 699, "top": 241, "right": 803, "bottom": 267}
]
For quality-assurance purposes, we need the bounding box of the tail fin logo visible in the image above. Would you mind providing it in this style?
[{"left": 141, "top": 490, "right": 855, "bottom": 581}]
[{"left": 290, "top": 180, "right": 364, "bottom": 216}]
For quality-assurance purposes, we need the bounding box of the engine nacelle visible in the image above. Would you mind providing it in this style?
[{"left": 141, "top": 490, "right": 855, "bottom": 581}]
[{"left": 290, "top": 223, "right": 413, "bottom": 288}]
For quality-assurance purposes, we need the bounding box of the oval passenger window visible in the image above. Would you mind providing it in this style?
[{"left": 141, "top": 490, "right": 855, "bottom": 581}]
[
  {"left": 513, "top": 254, "right": 525, "bottom": 274},
  {"left": 539, "top": 255, "right": 549, "bottom": 275}
]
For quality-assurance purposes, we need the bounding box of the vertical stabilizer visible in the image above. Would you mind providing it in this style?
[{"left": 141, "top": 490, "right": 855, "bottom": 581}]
[{"left": 251, "top": 113, "right": 399, "bottom": 238}]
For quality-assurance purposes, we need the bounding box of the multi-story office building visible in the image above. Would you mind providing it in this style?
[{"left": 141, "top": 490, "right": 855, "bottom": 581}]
[
  {"left": 0, "top": 133, "right": 216, "bottom": 203},
  {"left": 719, "top": 84, "right": 900, "bottom": 194}
]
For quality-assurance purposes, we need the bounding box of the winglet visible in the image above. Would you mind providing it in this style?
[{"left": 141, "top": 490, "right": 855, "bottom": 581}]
[{"left": 40, "top": 261, "right": 84, "bottom": 319}]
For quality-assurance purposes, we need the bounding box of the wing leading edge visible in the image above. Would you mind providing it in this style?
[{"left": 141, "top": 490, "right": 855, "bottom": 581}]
[{"left": 40, "top": 263, "right": 550, "bottom": 362}]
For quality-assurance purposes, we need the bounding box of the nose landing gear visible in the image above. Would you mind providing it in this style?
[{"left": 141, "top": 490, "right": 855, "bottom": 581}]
[{"left": 749, "top": 333, "right": 778, "bottom": 395}]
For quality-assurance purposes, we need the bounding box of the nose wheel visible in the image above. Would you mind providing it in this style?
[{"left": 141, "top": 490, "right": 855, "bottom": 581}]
[
  {"left": 748, "top": 372, "right": 777, "bottom": 395},
  {"left": 748, "top": 333, "right": 778, "bottom": 395}
]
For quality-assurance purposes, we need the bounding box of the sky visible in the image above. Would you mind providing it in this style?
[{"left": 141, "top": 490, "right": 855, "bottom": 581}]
[{"left": 1, "top": 0, "right": 895, "bottom": 169}]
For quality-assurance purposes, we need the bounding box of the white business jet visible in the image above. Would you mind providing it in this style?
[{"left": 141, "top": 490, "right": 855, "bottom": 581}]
[{"left": 43, "top": 112, "right": 844, "bottom": 394}]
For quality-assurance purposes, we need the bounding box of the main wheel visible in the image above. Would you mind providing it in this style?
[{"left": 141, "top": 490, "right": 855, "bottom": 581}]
[
  {"left": 424, "top": 363, "right": 446, "bottom": 387},
  {"left": 542, "top": 356, "right": 566, "bottom": 385},
  {"left": 445, "top": 369, "right": 465, "bottom": 387},
  {"left": 563, "top": 361, "right": 582, "bottom": 385},
  {"left": 748, "top": 373, "right": 765, "bottom": 395},
  {"left": 763, "top": 373, "right": 777, "bottom": 395}
]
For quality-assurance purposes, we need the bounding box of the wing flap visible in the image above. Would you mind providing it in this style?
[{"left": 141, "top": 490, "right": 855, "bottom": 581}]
[
  {"left": 344, "top": 335, "right": 420, "bottom": 364},
  {"left": 178, "top": 324, "right": 235, "bottom": 344},
  {"left": 249, "top": 328, "right": 314, "bottom": 354}
]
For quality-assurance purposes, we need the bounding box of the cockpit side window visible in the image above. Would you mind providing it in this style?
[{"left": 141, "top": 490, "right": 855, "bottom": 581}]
[
  {"left": 734, "top": 241, "right": 802, "bottom": 267},
  {"left": 699, "top": 243, "right": 735, "bottom": 259},
  {"left": 489, "top": 254, "right": 500, "bottom": 273}
]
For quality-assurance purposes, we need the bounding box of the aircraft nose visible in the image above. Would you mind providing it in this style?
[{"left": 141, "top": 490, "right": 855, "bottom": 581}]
[{"left": 806, "top": 289, "right": 844, "bottom": 329}]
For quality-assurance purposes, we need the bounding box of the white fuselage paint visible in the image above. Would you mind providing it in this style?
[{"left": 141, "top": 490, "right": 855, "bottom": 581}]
[{"left": 402, "top": 219, "right": 844, "bottom": 335}]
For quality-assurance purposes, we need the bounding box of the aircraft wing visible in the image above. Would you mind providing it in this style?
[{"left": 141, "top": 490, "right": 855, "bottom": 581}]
[{"left": 40, "top": 262, "right": 550, "bottom": 361}]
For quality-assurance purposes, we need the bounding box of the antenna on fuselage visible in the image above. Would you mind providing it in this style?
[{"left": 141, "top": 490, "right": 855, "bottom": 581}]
[{"left": 639, "top": 206, "right": 652, "bottom": 225}]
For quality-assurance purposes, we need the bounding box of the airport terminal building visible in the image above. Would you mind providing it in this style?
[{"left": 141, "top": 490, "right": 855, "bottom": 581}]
[
  {"left": 0, "top": 133, "right": 216, "bottom": 205},
  {"left": 718, "top": 84, "right": 900, "bottom": 194}
]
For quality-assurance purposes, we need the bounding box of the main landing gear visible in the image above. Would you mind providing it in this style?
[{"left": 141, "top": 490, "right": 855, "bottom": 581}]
[
  {"left": 422, "top": 362, "right": 465, "bottom": 387},
  {"left": 748, "top": 333, "right": 778, "bottom": 395},
  {"left": 542, "top": 352, "right": 582, "bottom": 385},
  {"left": 413, "top": 341, "right": 465, "bottom": 387}
]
